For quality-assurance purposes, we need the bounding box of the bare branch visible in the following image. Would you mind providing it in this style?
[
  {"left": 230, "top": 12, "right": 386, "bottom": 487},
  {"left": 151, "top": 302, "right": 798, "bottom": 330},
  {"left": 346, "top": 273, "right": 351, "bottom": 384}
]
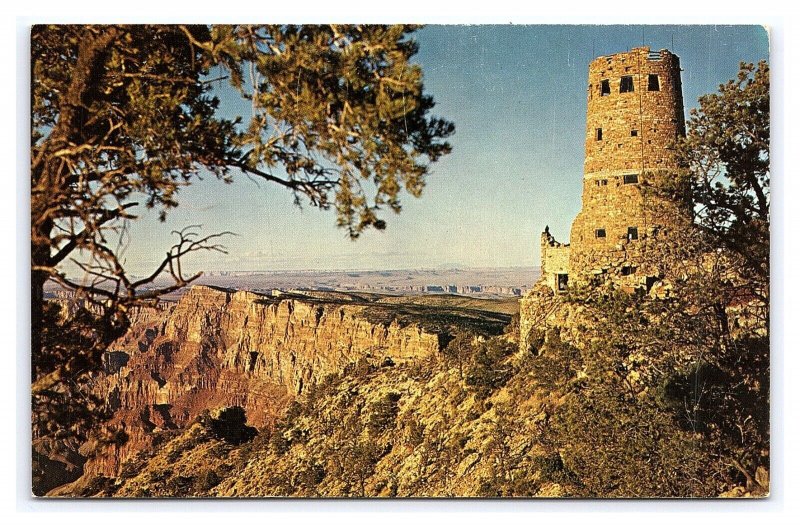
[{"left": 48, "top": 202, "right": 139, "bottom": 267}]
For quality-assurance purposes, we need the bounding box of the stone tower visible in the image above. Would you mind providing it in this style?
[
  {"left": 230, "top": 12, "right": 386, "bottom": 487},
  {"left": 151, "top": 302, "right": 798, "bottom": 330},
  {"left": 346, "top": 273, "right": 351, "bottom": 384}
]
[{"left": 538, "top": 46, "right": 686, "bottom": 292}]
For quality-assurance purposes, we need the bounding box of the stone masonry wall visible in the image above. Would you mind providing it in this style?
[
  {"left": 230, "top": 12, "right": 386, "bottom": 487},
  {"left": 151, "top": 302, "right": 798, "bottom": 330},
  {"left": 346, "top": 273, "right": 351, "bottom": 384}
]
[{"left": 540, "top": 230, "right": 571, "bottom": 292}]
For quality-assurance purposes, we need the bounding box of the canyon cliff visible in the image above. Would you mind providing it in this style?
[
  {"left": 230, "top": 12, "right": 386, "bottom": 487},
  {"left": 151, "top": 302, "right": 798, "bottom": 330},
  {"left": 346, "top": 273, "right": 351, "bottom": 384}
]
[{"left": 63, "top": 285, "right": 498, "bottom": 487}]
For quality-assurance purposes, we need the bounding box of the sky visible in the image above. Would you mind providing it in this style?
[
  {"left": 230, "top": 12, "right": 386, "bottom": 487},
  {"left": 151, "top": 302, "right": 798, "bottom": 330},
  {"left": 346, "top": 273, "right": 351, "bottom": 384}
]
[{"left": 118, "top": 25, "right": 769, "bottom": 275}]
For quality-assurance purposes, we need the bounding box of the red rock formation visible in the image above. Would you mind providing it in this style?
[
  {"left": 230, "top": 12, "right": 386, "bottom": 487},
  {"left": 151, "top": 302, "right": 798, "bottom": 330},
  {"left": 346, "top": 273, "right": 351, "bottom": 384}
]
[{"left": 83, "top": 285, "right": 443, "bottom": 478}]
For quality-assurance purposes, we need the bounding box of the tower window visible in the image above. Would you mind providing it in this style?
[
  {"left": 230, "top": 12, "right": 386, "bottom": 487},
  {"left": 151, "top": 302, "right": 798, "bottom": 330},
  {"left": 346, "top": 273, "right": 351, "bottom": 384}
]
[
  {"left": 621, "top": 266, "right": 637, "bottom": 276},
  {"left": 595, "top": 228, "right": 606, "bottom": 238},
  {"left": 627, "top": 227, "right": 639, "bottom": 240},
  {"left": 648, "top": 74, "right": 660, "bottom": 91},
  {"left": 600, "top": 79, "right": 610, "bottom": 96},
  {"left": 623, "top": 174, "right": 639, "bottom": 184},
  {"left": 596, "top": 128, "right": 603, "bottom": 141},
  {"left": 620, "top": 76, "right": 635, "bottom": 93},
  {"left": 557, "top": 274, "right": 569, "bottom": 291},
  {"left": 631, "top": 130, "right": 638, "bottom": 137},
  {"left": 594, "top": 178, "right": 608, "bottom": 187}
]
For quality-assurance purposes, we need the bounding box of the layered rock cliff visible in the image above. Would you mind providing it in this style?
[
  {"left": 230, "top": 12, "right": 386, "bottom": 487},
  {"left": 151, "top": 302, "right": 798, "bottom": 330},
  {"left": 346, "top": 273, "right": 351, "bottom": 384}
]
[{"left": 78, "top": 285, "right": 448, "bottom": 481}]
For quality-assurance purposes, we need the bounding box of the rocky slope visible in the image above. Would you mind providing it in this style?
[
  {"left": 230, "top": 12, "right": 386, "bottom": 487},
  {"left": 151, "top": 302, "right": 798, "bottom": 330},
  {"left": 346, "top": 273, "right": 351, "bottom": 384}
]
[
  {"left": 68, "top": 334, "right": 570, "bottom": 498},
  {"left": 59, "top": 285, "right": 510, "bottom": 490},
  {"left": 58, "top": 281, "right": 769, "bottom": 499},
  {"left": 54, "top": 273, "right": 770, "bottom": 499}
]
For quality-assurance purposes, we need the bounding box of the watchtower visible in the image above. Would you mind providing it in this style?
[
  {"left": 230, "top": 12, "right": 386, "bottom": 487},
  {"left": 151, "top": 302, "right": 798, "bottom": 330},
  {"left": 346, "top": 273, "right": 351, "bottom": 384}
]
[{"left": 538, "top": 47, "right": 686, "bottom": 292}]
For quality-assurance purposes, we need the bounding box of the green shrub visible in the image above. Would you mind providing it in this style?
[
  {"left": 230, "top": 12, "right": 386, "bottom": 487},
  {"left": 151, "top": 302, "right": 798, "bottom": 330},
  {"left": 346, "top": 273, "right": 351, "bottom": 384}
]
[
  {"left": 299, "top": 461, "right": 326, "bottom": 490},
  {"left": 269, "top": 429, "right": 291, "bottom": 455},
  {"left": 194, "top": 469, "right": 222, "bottom": 494},
  {"left": 367, "top": 392, "right": 401, "bottom": 436},
  {"left": 465, "top": 337, "right": 515, "bottom": 398}
]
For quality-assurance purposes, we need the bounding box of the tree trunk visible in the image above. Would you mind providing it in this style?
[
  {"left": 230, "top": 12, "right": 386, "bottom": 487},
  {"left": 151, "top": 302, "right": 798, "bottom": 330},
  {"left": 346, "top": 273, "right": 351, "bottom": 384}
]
[
  {"left": 30, "top": 219, "right": 52, "bottom": 382},
  {"left": 30, "top": 26, "right": 119, "bottom": 380}
]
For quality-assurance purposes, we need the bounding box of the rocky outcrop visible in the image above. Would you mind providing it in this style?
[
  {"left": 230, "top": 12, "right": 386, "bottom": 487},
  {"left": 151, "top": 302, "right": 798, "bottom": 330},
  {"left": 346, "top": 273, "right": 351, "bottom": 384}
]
[{"left": 80, "top": 285, "right": 444, "bottom": 479}]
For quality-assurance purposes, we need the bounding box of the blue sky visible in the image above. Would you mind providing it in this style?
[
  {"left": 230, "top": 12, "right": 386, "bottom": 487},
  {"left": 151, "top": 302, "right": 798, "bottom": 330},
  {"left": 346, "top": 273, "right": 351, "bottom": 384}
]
[{"left": 119, "top": 25, "right": 769, "bottom": 275}]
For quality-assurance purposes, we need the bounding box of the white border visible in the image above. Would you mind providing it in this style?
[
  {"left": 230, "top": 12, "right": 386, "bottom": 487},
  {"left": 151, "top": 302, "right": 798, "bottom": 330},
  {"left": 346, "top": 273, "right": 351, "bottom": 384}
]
[{"left": 5, "top": 1, "right": 798, "bottom": 525}]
